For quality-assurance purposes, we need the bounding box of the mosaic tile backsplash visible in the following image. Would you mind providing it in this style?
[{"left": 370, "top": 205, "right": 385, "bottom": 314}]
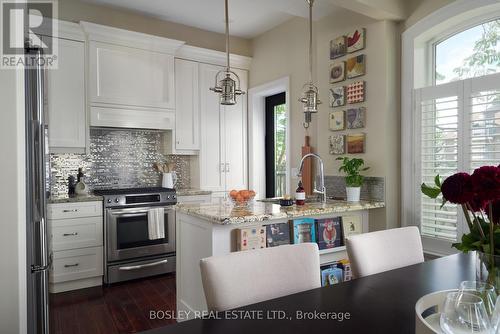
[
  {"left": 50, "top": 128, "right": 191, "bottom": 197},
  {"left": 322, "top": 176, "right": 385, "bottom": 201}
]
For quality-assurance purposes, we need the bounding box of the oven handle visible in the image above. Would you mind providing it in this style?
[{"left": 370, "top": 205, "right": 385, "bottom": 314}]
[
  {"left": 107, "top": 207, "right": 175, "bottom": 216},
  {"left": 118, "top": 259, "right": 169, "bottom": 271}
]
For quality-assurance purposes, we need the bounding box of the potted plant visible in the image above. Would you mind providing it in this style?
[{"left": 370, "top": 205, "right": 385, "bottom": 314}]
[
  {"left": 336, "top": 157, "right": 370, "bottom": 202},
  {"left": 421, "top": 165, "right": 500, "bottom": 290}
]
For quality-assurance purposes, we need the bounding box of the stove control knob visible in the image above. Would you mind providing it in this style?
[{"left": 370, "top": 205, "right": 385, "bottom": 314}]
[
  {"left": 166, "top": 195, "right": 171, "bottom": 199},
  {"left": 115, "top": 198, "right": 119, "bottom": 203},
  {"left": 173, "top": 195, "right": 176, "bottom": 199},
  {"left": 107, "top": 199, "right": 112, "bottom": 204}
]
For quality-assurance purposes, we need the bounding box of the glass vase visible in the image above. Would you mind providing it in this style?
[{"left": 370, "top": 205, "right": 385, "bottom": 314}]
[{"left": 476, "top": 251, "right": 500, "bottom": 293}]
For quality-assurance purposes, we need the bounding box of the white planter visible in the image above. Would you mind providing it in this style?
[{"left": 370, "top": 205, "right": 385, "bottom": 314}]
[{"left": 346, "top": 187, "right": 361, "bottom": 202}]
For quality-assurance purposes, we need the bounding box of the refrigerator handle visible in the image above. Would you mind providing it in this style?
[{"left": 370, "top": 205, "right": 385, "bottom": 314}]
[{"left": 31, "top": 217, "right": 50, "bottom": 272}]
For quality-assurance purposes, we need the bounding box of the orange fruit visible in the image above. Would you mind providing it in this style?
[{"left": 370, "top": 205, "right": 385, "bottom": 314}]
[
  {"left": 229, "top": 190, "right": 238, "bottom": 199},
  {"left": 248, "top": 190, "right": 256, "bottom": 197},
  {"left": 240, "top": 190, "right": 250, "bottom": 199},
  {"left": 235, "top": 194, "right": 244, "bottom": 203}
]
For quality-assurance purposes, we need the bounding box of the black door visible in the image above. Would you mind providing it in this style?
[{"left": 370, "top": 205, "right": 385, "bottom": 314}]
[{"left": 265, "top": 92, "right": 286, "bottom": 198}]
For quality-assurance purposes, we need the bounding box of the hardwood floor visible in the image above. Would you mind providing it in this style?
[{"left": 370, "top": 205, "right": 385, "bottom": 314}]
[{"left": 49, "top": 273, "right": 177, "bottom": 334}]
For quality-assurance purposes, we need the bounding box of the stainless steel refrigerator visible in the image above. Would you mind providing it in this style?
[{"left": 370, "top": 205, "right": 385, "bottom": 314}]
[{"left": 25, "top": 47, "right": 51, "bottom": 334}]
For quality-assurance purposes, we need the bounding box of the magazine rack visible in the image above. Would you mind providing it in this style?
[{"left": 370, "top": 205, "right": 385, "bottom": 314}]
[{"left": 415, "top": 289, "right": 457, "bottom": 334}]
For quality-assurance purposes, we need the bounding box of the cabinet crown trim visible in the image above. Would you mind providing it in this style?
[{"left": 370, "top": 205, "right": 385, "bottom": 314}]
[
  {"left": 80, "top": 21, "right": 185, "bottom": 54},
  {"left": 176, "top": 45, "right": 252, "bottom": 70}
]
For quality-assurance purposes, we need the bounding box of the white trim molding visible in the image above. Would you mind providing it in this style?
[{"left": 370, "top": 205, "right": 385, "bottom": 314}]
[
  {"left": 401, "top": 0, "right": 500, "bottom": 230},
  {"left": 248, "top": 76, "right": 290, "bottom": 199},
  {"left": 80, "top": 21, "right": 185, "bottom": 54},
  {"left": 175, "top": 45, "right": 252, "bottom": 70}
]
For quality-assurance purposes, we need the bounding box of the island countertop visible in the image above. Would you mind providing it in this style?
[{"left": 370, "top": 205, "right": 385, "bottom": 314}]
[{"left": 175, "top": 199, "right": 385, "bottom": 225}]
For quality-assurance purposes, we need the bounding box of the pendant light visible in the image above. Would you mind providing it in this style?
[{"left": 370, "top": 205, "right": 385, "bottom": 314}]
[
  {"left": 299, "top": 0, "right": 321, "bottom": 128},
  {"left": 210, "top": 0, "right": 245, "bottom": 105}
]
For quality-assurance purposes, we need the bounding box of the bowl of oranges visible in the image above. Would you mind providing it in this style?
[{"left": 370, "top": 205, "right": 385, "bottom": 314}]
[{"left": 229, "top": 189, "right": 256, "bottom": 208}]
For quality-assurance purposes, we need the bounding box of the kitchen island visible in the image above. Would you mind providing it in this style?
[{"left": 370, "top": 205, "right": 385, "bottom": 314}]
[{"left": 175, "top": 199, "right": 384, "bottom": 320}]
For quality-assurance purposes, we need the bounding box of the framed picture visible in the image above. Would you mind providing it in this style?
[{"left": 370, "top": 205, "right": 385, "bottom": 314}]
[
  {"left": 342, "top": 215, "right": 362, "bottom": 240},
  {"left": 347, "top": 133, "right": 365, "bottom": 154},
  {"left": 329, "top": 134, "right": 345, "bottom": 155},
  {"left": 346, "top": 81, "right": 365, "bottom": 104},
  {"left": 321, "top": 267, "right": 344, "bottom": 286},
  {"left": 346, "top": 107, "right": 366, "bottom": 129},
  {"left": 329, "top": 86, "right": 345, "bottom": 107},
  {"left": 329, "top": 111, "right": 344, "bottom": 131},
  {"left": 316, "top": 217, "right": 343, "bottom": 250},
  {"left": 330, "top": 61, "right": 345, "bottom": 83},
  {"left": 346, "top": 54, "right": 365, "bottom": 79},
  {"left": 347, "top": 28, "right": 365, "bottom": 53},
  {"left": 330, "top": 36, "right": 347, "bottom": 59}
]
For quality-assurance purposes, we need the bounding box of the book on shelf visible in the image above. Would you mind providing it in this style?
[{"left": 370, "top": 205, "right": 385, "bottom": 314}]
[
  {"left": 236, "top": 226, "right": 266, "bottom": 251},
  {"left": 321, "top": 267, "right": 344, "bottom": 287},
  {"left": 266, "top": 222, "right": 291, "bottom": 247},
  {"left": 316, "top": 217, "right": 343, "bottom": 250},
  {"left": 338, "top": 259, "right": 352, "bottom": 281},
  {"left": 292, "top": 218, "right": 316, "bottom": 244},
  {"left": 342, "top": 215, "right": 362, "bottom": 241}
]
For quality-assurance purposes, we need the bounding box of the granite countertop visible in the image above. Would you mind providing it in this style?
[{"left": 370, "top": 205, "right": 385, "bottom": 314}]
[
  {"left": 176, "top": 199, "right": 385, "bottom": 225},
  {"left": 48, "top": 194, "right": 103, "bottom": 204},
  {"left": 176, "top": 188, "right": 212, "bottom": 196}
]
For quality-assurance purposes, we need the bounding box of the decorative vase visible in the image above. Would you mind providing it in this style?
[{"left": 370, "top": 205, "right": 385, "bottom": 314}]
[
  {"left": 346, "top": 187, "right": 361, "bottom": 202},
  {"left": 476, "top": 251, "right": 500, "bottom": 293}
]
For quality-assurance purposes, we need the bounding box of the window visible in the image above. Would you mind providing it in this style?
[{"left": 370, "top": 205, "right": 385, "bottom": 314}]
[
  {"left": 414, "top": 74, "right": 500, "bottom": 253},
  {"left": 435, "top": 19, "right": 500, "bottom": 85},
  {"left": 265, "top": 92, "right": 287, "bottom": 198}
]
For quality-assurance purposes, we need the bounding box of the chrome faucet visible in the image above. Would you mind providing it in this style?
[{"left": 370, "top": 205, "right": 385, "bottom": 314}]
[{"left": 297, "top": 153, "right": 326, "bottom": 203}]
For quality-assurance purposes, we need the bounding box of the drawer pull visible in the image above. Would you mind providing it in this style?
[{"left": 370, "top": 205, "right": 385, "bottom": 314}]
[
  {"left": 118, "top": 259, "right": 168, "bottom": 271},
  {"left": 62, "top": 209, "right": 78, "bottom": 213},
  {"left": 64, "top": 263, "right": 79, "bottom": 268},
  {"left": 62, "top": 232, "right": 78, "bottom": 236}
]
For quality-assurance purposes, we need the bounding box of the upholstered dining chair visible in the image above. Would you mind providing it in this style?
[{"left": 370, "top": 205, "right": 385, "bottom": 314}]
[
  {"left": 346, "top": 226, "right": 424, "bottom": 278},
  {"left": 199, "top": 243, "right": 321, "bottom": 311}
]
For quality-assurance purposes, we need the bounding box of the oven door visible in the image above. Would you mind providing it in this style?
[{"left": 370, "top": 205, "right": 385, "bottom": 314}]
[{"left": 106, "top": 206, "right": 175, "bottom": 262}]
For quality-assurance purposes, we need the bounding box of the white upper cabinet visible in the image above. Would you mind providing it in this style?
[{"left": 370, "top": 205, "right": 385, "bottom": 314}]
[
  {"left": 175, "top": 59, "right": 200, "bottom": 151},
  {"left": 81, "top": 22, "right": 184, "bottom": 130},
  {"left": 43, "top": 22, "right": 87, "bottom": 153},
  {"left": 89, "top": 41, "right": 175, "bottom": 110},
  {"left": 198, "top": 63, "right": 248, "bottom": 192}
]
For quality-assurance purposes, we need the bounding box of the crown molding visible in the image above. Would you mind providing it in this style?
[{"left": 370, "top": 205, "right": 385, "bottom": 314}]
[
  {"left": 80, "top": 21, "right": 185, "bottom": 55},
  {"left": 175, "top": 45, "right": 252, "bottom": 70}
]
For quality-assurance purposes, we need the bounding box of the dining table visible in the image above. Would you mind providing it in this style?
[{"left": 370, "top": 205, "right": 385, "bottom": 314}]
[{"left": 143, "top": 252, "right": 474, "bottom": 334}]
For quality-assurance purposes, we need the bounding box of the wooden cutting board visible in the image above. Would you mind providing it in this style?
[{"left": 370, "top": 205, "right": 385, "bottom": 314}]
[{"left": 301, "top": 136, "right": 313, "bottom": 195}]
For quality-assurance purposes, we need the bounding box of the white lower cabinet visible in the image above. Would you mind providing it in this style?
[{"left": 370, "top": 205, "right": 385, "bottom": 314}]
[{"left": 48, "top": 201, "right": 103, "bottom": 293}]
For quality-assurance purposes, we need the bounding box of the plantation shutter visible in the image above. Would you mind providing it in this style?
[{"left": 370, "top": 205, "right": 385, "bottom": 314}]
[
  {"left": 413, "top": 73, "right": 500, "bottom": 254},
  {"left": 415, "top": 82, "right": 461, "bottom": 243}
]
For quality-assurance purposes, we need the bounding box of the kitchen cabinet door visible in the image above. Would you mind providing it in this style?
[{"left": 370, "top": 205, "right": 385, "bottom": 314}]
[
  {"left": 89, "top": 41, "right": 175, "bottom": 110},
  {"left": 175, "top": 59, "right": 200, "bottom": 151},
  {"left": 223, "top": 68, "right": 248, "bottom": 191},
  {"left": 199, "top": 63, "right": 225, "bottom": 192},
  {"left": 47, "top": 37, "right": 86, "bottom": 151}
]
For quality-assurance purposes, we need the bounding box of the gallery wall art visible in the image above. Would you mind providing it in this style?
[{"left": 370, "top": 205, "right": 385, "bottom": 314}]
[
  {"left": 347, "top": 133, "right": 365, "bottom": 154},
  {"left": 347, "top": 28, "right": 365, "bottom": 53},
  {"left": 330, "top": 61, "right": 345, "bottom": 83},
  {"left": 346, "top": 54, "right": 365, "bottom": 79},
  {"left": 346, "top": 107, "right": 365, "bottom": 129},
  {"left": 346, "top": 81, "right": 365, "bottom": 104},
  {"left": 329, "top": 86, "right": 345, "bottom": 107},
  {"left": 330, "top": 36, "right": 347, "bottom": 59},
  {"left": 329, "top": 135, "right": 345, "bottom": 155},
  {"left": 329, "top": 111, "right": 345, "bottom": 131}
]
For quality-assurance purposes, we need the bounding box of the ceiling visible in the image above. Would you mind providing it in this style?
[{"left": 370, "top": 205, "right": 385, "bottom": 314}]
[{"left": 80, "top": 0, "right": 341, "bottom": 38}]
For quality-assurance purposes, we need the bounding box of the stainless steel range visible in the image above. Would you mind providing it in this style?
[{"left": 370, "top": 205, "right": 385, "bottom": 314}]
[{"left": 94, "top": 187, "right": 177, "bottom": 284}]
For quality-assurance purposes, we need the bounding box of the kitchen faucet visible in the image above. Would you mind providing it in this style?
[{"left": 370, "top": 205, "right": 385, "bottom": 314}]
[{"left": 297, "top": 153, "right": 326, "bottom": 203}]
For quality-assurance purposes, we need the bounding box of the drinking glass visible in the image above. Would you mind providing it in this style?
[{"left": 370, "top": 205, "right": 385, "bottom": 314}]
[
  {"left": 440, "top": 292, "right": 491, "bottom": 334},
  {"left": 459, "top": 280, "right": 498, "bottom": 316},
  {"left": 490, "top": 296, "right": 500, "bottom": 333}
]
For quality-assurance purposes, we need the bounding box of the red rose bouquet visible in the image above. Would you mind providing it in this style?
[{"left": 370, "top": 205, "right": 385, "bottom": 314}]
[{"left": 422, "top": 165, "right": 500, "bottom": 260}]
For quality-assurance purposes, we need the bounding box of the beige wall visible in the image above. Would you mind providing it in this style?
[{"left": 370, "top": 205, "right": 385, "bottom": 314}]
[
  {"left": 58, "top": 0, "right": 252, "bottom": 56},
  {"left": 250, "top": 9, "right": 400, "bottom": 231},
  {"left": 404, "top": 0, "right": 456, "bottom": 30}
]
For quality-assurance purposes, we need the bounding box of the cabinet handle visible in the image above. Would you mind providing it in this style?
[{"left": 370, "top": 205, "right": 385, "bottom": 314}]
[
  {"left": 226, "top": 163, "right": 230, "bottom": 172},
  {"left": 62, "top": 209, "right": 78, "bottom": 213},
  {"left": 63, "top": 232, "right": 78, "bottom": 236},
  {"left": 220, "top": 163, "right": 225, "bottom": 173},
  {"left": 64, "top": 263, "right": 79, "bottom": 268}
]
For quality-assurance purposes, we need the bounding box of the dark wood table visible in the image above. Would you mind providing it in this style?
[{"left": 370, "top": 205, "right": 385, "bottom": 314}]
[{"left": 144, "top": 252, "right": 474, "bottom": 334}]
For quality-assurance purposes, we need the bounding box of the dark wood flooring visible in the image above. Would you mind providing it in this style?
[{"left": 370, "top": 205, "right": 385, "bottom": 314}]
[{"left": 49, "top": 273, "right": 177, "bottom": 334}]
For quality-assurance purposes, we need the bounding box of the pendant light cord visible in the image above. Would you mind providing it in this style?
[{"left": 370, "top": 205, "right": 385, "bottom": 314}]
[
  {"left": 308, "top": 0, "right": 313, "bottom": 84},
  {"left": 225, "top": 0, "right": 230, "bottom": 72}
]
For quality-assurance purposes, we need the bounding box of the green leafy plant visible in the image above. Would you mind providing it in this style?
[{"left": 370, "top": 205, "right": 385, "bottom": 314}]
[{"left": 336, "top": 157, "right": 369, "bottom": 187}]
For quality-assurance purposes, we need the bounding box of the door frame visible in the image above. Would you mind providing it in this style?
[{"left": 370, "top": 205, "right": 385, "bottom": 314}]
[{"left": 248, "top": 76, "right": 290, "bottom": 199}]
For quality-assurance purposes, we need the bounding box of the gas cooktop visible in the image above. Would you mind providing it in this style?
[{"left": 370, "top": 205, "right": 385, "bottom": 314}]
[{"left": 94, "top": 187, "right": 176, "bottom": 208}]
